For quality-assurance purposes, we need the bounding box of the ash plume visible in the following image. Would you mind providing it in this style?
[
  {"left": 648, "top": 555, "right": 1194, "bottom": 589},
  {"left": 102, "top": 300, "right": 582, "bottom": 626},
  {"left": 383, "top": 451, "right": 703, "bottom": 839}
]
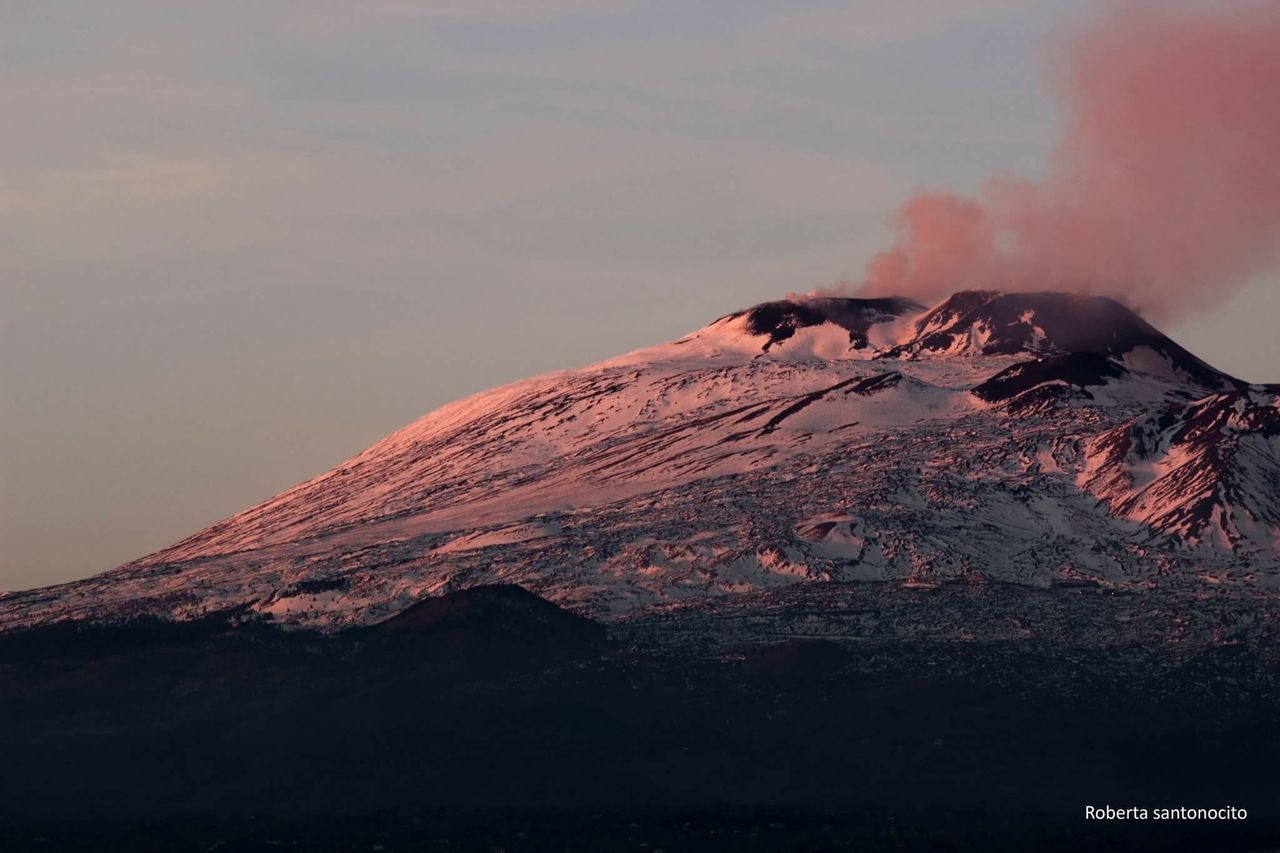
[{"left": 860, "top": 1, "right": 1280, "bottom": 320}]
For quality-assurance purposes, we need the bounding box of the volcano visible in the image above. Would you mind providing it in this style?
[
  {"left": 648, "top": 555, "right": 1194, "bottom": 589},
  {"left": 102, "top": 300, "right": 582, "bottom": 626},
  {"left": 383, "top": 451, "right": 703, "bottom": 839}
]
[{"left": 4, "top": 290, "right": 1278, "bottom": 634}]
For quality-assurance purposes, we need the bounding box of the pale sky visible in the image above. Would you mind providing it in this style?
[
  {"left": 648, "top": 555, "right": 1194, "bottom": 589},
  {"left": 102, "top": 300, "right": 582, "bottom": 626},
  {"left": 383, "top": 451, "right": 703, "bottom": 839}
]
[{"left": 4, "top": 0, "right": 1278, "bottom": 590}]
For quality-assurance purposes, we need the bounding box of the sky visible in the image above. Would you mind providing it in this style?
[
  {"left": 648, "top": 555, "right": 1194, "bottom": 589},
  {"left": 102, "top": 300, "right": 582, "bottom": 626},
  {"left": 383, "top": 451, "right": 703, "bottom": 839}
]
[{"left": 4, "top": 0, "right": 1279, "bottom": 591}]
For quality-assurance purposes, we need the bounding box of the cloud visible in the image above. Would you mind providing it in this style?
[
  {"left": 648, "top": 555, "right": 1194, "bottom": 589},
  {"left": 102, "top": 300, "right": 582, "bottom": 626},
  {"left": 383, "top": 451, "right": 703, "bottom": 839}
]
[{"left": 860, "top": 0, "right": 1280, "bottom": 320}]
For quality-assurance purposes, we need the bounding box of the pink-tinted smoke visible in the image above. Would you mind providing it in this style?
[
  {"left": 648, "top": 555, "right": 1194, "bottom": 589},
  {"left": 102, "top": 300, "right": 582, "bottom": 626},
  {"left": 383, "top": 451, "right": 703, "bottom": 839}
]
[{"left": 860, "top": 1, "right": 1280, "bottom": 320}]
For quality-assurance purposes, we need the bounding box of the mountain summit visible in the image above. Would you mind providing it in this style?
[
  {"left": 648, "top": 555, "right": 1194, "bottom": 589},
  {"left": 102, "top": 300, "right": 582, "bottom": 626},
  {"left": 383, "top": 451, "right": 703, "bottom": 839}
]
[{"left": 3, "top": 290, "right": 1277, "bottom": 632}]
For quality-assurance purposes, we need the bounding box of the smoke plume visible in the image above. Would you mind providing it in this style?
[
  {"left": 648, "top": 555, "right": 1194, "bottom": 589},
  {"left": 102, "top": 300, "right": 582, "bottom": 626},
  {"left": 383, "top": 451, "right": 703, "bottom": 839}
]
[{"left": 860, "top": 1, "right": 1280, "bottom": 320}]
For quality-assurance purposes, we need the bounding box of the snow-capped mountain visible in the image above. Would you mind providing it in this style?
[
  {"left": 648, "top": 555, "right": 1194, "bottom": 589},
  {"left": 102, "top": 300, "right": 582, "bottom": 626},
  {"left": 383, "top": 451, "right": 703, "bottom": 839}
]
[{"left": 4, "top": 290, "right": 1277, "bottom": 632}]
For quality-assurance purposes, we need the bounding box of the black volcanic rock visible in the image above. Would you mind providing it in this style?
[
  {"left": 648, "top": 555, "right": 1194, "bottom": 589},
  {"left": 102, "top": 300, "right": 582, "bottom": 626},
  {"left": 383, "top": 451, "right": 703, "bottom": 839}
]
[
  {"left": 972, "top": 352, "right": 1127, "bottom": 413},
  {"left": 888, "top": 291, "right": 1239, "bottom": 391},
  {"left": 845, "top": 370, "right": 905, "bottom": 395},
  {"left": 911, "top": 291, "right": 1155, "bottom": 354},
  {"left": 726, "top": 296, "right": 922, "bottom": 351}
]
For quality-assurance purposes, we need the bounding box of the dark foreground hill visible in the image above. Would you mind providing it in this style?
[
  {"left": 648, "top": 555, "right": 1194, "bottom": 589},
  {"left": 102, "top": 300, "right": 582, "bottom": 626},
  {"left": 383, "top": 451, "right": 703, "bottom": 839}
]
[{"left": 2, "top": 586, "right": 1278, "bottom": 852}]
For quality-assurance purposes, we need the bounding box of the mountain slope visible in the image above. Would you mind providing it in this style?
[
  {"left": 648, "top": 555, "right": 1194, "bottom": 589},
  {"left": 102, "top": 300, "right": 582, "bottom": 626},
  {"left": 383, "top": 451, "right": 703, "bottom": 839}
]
[
  {"left": 1081, "top": 387, "right": 1280, "bottom": 551},
  {"left": 2, "top": 290, "right": 1275, "bottom": 632}
]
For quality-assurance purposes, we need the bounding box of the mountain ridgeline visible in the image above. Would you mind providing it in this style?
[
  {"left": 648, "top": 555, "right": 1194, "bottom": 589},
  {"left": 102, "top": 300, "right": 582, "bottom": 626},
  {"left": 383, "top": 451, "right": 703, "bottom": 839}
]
[{"left": 2, "top": 289, "right": 1277, "bottom": 635}]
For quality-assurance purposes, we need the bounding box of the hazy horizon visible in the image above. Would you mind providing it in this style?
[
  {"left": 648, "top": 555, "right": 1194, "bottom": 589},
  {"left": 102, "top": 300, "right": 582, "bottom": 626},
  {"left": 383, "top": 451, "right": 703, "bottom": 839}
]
[{"left": 5, "top": 0, "right": 1280, "bottom": 591}]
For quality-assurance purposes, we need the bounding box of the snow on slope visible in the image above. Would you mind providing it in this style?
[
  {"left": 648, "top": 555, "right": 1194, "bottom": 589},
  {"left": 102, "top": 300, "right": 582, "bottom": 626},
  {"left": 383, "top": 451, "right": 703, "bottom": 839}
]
[
  {"left": 2, "top": 291, "right": 1274, "bottom": 632},
  {"left": 1080, "top": 387, "right": 1280, "bottom": 552}
]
